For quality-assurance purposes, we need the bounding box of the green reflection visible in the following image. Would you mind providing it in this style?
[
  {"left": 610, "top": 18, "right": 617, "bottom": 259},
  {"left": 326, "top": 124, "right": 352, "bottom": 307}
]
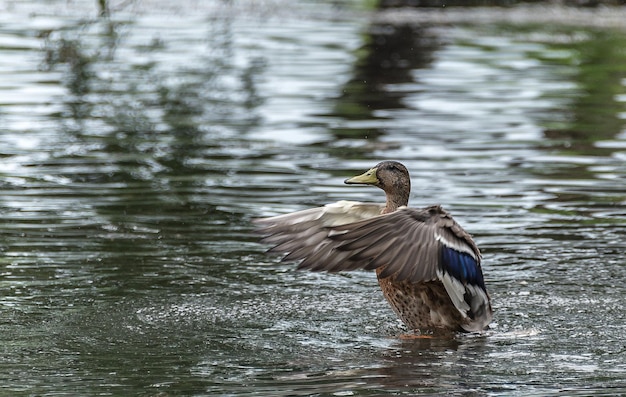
[
  {"left": 539, "top": 29, "right": 626, "bottom": 153},
  {"left": 547, "top": 31, "right": 626, "bottom": 149}
]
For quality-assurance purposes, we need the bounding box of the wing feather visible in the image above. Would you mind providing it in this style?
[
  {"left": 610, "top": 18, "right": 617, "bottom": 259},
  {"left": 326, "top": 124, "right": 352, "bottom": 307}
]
[
  {"left": 255, "top": 202, "right": 491, "bottom": 328},
  {"left": 256, "top": 203, "right": 483, "bottom": 282},
  {"left": 254, "top": 201, "right": 385, "bottom": 272}
]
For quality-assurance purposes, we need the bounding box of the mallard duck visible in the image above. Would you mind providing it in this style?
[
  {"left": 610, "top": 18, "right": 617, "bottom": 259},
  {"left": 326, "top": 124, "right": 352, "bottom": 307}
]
[{"left": 254, "top": 161, "right": 492, "bottom": 334}]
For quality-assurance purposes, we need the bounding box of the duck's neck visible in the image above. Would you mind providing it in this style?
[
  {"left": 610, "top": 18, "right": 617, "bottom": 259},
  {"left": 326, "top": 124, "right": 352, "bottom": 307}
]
[{"left": 382, "top": 191, "right": 409, "bottom": 214}]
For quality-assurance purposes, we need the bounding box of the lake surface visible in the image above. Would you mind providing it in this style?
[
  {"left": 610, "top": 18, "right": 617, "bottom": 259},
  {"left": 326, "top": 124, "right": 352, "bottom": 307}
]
[{"left": 1, "top": 1, "right": 625, "bottom": 395}]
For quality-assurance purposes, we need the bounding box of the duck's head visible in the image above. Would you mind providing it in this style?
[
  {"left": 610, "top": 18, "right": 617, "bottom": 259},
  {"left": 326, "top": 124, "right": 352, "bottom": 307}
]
[{"left": 345, "top": 161, "right": 410, "bottom": 213}]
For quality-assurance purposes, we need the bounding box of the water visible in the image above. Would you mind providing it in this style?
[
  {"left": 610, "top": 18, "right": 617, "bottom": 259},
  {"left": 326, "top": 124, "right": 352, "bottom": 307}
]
[{"left": 1, "top": 1, "right": 626, "bottom": 395}]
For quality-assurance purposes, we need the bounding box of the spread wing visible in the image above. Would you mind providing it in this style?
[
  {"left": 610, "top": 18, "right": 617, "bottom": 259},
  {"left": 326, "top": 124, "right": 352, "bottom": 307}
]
[
  {"left": 254, "top": 202, "right": 491, "bottom": 330},
  {"left": 253, "top": 200, "right": 385, "bottom": 272}
]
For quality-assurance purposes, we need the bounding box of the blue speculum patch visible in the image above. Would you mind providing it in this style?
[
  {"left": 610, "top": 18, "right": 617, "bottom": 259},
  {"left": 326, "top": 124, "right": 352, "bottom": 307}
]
[{"left": 441, "top": 246, "right": 486, "bottom": 289}]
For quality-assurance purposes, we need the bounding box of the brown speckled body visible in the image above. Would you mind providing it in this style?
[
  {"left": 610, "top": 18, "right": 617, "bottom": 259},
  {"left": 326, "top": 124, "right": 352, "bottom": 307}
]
[
  {"left": 376, "top": 267, "right": 465, "bottom": 333},
  {"left": 373, "top": 165, "right": 465, "bottom": 333}
]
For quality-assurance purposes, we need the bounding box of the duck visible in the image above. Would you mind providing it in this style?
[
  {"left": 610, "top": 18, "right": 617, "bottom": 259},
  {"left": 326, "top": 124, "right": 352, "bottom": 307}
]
[{"left": 254, "top": 160, "right": 492, "bottom": 335}]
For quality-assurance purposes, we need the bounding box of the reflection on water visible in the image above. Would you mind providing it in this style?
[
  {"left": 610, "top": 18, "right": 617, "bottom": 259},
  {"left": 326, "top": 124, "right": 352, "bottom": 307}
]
[
  {"left": 330, "top": 23, "right": 440, "bottom": 140},
  {"left": 0, "top": 1, "right": 626, "bottom": 395}
]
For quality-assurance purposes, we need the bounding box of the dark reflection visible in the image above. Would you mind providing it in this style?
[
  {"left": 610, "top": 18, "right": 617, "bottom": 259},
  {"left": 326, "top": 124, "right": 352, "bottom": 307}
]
[
  {"left": 329, "top": 22, "right": 440, "bottom": 140},
  {"left": 43, "top": 39, "right": 91, "bottom": 97},
  {"left": 25, "top": 7, "right": 268, "bottom": 392},
  {"left": 517, "top": 29, "right": 626, "bottom": 211},
  {"left": 41, "top": 18, "right": 122, "bottom": 127},
  {"left": 42, "top": 37, "right": 94, "bottom": 121},
  {"left": 543, "top": 30, "right": 626, "bottom": 155},
  {"left": 98, "top": 0, "right": 109, "bottom": 18},
  {"left": 40, "top": 5, "right": 265, "bottom": 190}
]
